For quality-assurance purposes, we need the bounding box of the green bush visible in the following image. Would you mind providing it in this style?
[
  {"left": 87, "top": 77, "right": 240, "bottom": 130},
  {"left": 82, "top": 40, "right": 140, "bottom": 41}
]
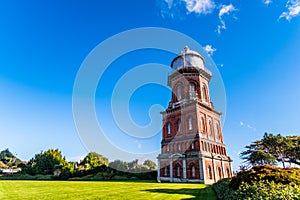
[
  {"left": 214, "top": 179, "right": 300, "bottom": 200},
  {"left": 229, "top": 165, "right": 300, "bottom": 189},
  {"left": 213, "top": 165, "right": 300, "bottom": 200}
]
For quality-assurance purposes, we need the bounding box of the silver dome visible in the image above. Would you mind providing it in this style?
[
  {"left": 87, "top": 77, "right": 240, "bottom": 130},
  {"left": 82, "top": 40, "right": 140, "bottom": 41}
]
[{"left": 171, "top": 46, "right": 205, "bottom": 70}]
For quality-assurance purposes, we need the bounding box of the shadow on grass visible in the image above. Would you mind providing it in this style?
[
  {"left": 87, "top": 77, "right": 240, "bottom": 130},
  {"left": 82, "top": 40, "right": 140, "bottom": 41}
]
[{"left": 142, "top": 185, "right": 217, "bottom": 200}]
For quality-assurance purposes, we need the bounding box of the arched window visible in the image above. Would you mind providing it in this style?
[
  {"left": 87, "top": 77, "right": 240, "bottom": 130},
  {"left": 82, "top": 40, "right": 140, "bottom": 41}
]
[
  {"left": 189, "top": 82, "right": 196, "bottom": 98},
  {"left": 178, "top": 143, "right": 181, "bottom": 151},
  {"left": 167, "top": 122, "right": 171, "bottom": 135},
  {"left": 215, "top": 123, "right": 220, "bottom": 138},
  {"left": 201, "top": 117, "right": 205, "bottom": 132},
  {"left": 192, "top": 166, "right": 196, "bottom": 177},
  {"left": 218, "top": 167, "right": 222, "bottom": 179},
  {"left": 202, "top": 85, "right": 208, "bottom": 102},
  {"left": 226, "top": 168, "right": 230, "bottom": 178},
  {"left": 209, "top": 121, "right": 213, "bottom": 136},
  {"left": 191, "top": 142, "right": 194, "bottom": 150},
  {"left": 208, "top": 165, "right": 212, "bottom": 179},
  {"left": 177, "top": 85, "right": 182, "bottom": 100},
  {"left": 164, "top": 167, "right": 167, "bottom": 176},
  {"left": 177, "top": 119, "right": 181, "bottom": 132},
  {"left": 177, "top": 166, "right": 180, "bottom": 177},
  {"left": 188, "top": 117, "right": 193, "bottom": 130}
]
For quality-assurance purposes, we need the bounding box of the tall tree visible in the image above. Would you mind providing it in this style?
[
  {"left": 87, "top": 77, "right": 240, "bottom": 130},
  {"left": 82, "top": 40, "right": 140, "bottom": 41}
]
[
  {"left": 80, "top": 152, "right": 109, "bottom": 170},
  {"left": 241, "top": 133, "right": 300, "bottom": 168},
  {"left": 28, "top": 148, "right": 68, "bottom": 175}
]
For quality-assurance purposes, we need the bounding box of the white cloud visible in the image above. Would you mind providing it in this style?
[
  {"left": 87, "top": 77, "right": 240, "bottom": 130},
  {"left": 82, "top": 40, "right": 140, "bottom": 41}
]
[
  {"left": 263, "top": 0, "right": 272, "bottom": 5},
  {"left": 204, "top": 44, "right": 216, "bottom": 56},
  {"left": 279, "top": 0, "right": 300, "bottom": 21},
  {"left": 158, "top": 0, "right": 215, "bottom": 18},
  {"left": 184, "top": 0, "right": 215, "bottom": 14},
  {"left": 217, "top": 4, "right": 237, "bottom": 34},
  {"left": 240, "top": 121, "right": 256, "bottom": 131},
  {"left": 165, "top": 0, "right": 174, "bottom": 9},
  {"left": 247, "top": 124, "right": 257, "bottom": 131}
]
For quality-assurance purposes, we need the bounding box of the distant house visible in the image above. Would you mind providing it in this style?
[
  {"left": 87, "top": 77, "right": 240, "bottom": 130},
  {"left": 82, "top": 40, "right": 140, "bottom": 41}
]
[{"left": 0, "top": 168, "right": 20, "bottom": 174}]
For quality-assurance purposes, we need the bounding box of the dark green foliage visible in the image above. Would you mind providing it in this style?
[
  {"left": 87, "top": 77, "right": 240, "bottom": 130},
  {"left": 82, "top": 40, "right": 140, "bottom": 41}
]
[
  {"left": 212, "top": 178, "right": 232, "bottom": 200},
  {"left": 213, "top": 165, "right": 300, "bottom": 200},
  {"left": 230, "top": 165, "right": 300, "bottom": 190},
  {"left": 26, "top": 149, "right": 70, "bottom": 175},
  {"left": 241, "top": 133, "right": 300, "bottom": 168},
  {"left": 214, "top": 179, "right": 300, "bottom": 200},
  {"left": 2, "top": 148, "right": 157, "bottom": 181}
]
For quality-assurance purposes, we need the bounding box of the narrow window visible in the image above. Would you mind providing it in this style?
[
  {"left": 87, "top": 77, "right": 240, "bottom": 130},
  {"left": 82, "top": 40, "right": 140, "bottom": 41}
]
[
  {"left": 177, "top": 119, "right": 181, "bottom": 132},
  {"left": 177, "top": 85, "right": 182, "bottom": 100},
  {"left": 218, "top": 167, "right": 222, "bottom": 179},
  {"left": 201, "top": 117, "right": 205, "bottom": 132},
  {"left": 191, "top": 142, "right": 194, "bottom": 150},
  {"left": 167, "top": 122, "right": 171, "bottom": 135},
  {"left": 164, "top": 167, "right": 167, "bottom": 176},
  {"left": 192, "top": 166, "right": 196, "bottom": 177},
  {"left": 202, "top": 85, "right": 207, "bottom": 102},
  {"left": 215, "top": 123, "right": 219, "bottom": 137},
  {"left": 188, "top": 117, "right": 193, "bottom": 130},
  {"left": 177, "top": 166, "right": 180, "bottom": 177},
  {"left": 178, "top": 144, "right": 181, "bottom": 151},
  {"left": 209, "top": 121, "right": 213, "bottom": 136},
  {"left": 166, "top": 145, "right": 169, "bottom": 152},
  {"left": 226, "top": 168, "right": 230, "bottom": 178},
  {"left": 208, "top": 166, "right": 212, "bottom": 179},
  {"left": 189, "top": 82, "right": 196, "bottom": 98}
]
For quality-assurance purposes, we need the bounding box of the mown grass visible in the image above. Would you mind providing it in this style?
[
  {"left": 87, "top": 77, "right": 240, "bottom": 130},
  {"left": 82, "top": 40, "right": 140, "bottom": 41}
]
[{"left": 0, "top": 180, "right": 217, "bottom": 200}]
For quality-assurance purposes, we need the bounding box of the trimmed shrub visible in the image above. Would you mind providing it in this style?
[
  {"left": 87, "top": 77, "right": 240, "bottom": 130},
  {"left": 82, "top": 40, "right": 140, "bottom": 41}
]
[{"left": 213, "top": 165, "right": 300, "bottom": 200}]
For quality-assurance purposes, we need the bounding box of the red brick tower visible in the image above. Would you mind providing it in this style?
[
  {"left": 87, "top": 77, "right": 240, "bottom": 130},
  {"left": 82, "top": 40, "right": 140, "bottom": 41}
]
[{"left": 157, "top": 46, "right": 232, "bottom": 183}]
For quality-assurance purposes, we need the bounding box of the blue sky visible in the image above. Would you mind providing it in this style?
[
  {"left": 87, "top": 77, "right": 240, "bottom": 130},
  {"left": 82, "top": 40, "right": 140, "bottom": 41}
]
[{"left": 0, "top": 0, "right": 300, "bottom": 170}]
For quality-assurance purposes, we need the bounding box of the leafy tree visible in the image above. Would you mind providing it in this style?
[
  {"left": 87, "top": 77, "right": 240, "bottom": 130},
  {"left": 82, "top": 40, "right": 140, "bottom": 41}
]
[
  {"left": 0, "top": 148, "right": 22, "bottom": 167},
  {"left": 241, "top": 133, "right": 300, "bottom": 168},
  {"left": 143, "top": 160, "right": 157, "bottom": 170},
  {"left": 127, "top": 159, "right": 138, "bottom": 170},
  {"left": 286, "top": 136, "right": 300, "bottom": 166},
  {"left": 80, "top": 152, "right": 109, "bottom": 170},
  {"left": 28, "top": 148, "right": 69, "bottom": 175},
  {"left": 109, "top": 160, "right": 129, "bottom": 172}
]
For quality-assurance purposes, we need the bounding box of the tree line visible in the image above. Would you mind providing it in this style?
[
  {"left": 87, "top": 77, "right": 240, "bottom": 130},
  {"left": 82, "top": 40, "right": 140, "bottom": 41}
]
[{"left": 0, "top": 149, "right": 157, "bottom": 180}]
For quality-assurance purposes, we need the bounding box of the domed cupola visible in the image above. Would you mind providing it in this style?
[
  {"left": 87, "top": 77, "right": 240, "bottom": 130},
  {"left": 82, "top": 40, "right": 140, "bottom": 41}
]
[{"left": 171, "top": 46, "right": 205, "bottom": 70}]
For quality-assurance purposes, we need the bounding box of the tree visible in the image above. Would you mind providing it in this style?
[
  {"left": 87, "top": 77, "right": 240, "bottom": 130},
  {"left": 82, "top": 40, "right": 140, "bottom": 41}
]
[
  {"left": 261, "top": 133, "right": 290, "bottom": 168},
  {"left": 28, "top": 148, "right": 69, "bottom": 175},
  {"left": 241, "top": 133, "right": 300, "bottom": 168},
  {"left": 0, "top": 148, "right": 22, "bottom": 167},
  {"left": 286, "top": 136, "right": 300, "bottom": 166},
  {"left": 143, "top": 160, "right": 157, "bottom": 170},
  {"left": 109, "top": 160, "right": 129, "bottom": 172},
  {"left": 80, "top": 152, "right": 109, "bottom": 170}
]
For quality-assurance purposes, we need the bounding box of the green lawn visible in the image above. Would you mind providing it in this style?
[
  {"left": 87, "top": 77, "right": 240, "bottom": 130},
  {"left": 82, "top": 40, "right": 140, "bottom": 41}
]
[{"left": 0, "top": 180, "right": 217, "bottom": 200}]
